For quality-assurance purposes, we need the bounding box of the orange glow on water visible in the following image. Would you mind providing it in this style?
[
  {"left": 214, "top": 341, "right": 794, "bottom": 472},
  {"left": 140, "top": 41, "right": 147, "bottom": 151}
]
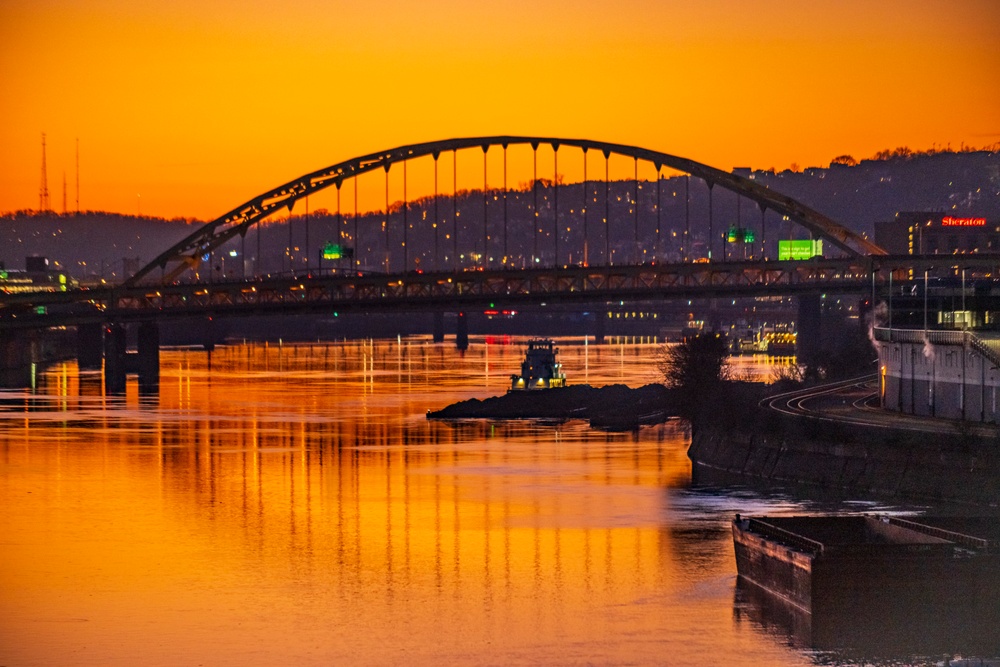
[
  {"left": 0, "top": 340, "right": 816, "bottom": 665},
  {"left": 1, "top": 0, "right": 998, "bottom": 218}
]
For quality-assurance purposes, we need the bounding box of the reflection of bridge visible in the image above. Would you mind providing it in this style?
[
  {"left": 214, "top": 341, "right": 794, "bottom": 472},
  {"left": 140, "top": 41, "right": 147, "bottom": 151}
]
[{"left": 4, "top": 135, "right": 1000, "bottom": 390}]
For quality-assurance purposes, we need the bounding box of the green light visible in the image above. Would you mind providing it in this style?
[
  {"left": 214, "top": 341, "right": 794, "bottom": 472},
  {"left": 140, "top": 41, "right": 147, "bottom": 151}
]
[
  {"left": 489, "top": 302, "right": 495, "bottom": 308},
  {"left": 322, "top": 243, "right": 343, "bottom": 260},
  {"left": 726, "top": 227, "right": 756, "bottom": 243}
]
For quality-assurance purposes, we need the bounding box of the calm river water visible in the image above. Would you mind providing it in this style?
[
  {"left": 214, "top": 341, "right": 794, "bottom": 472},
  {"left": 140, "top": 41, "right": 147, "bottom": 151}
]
[{"left": 0, "top": 337, "right": 984, "bottom": 665}]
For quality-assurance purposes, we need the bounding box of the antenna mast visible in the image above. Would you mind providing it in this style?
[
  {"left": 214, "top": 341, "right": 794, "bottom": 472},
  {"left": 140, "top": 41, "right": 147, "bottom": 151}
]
[
  {"left": 75, "top": 138, "right": 80, "bottom": 214},
  {"left": 39, "top": 133, "right": 50, "bottom": 212},
  {"left": 62, "top": 171, "right": 67, "bottom": 214}
]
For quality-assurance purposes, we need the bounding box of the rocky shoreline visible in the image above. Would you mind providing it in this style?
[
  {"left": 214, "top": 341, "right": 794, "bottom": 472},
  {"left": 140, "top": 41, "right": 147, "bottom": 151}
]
[{"left": 426, "top": 384, "right": 678, "bottom": 430}]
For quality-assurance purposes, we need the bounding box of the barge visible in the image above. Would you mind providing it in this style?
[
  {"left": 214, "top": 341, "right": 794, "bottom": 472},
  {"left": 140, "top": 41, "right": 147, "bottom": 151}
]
[{"left": 733, "top": 515, "right": 1000, "bottom": 653}]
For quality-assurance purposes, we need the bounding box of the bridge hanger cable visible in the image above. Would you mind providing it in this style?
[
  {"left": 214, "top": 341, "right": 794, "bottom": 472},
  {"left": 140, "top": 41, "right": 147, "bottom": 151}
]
[
  {"left": 554, "top": 146, "right": 559, "bottom": 268},
  {"left": 503, "top": 145, "right": 508, "bottom": 266},
  {"left": 582, "top": 149, "right": 588, "bottom": 267},
  {"left": 532, "top": 145, "right": 538, "bottom": 266},
  {"left": 452, "top": 149, "right": 458, "bottom": 273},
  {"left": 121, "top": 135, "right": 887, "bottom": 286},
  {"left": 433, "top": 154, "right": 439, "bottom": 272}
]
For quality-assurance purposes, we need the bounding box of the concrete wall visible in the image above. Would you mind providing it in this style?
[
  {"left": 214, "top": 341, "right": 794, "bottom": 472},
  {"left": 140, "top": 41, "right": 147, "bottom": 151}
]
[
  {"left": 688, "top": 426, "right": 1000, "bottom": 507},
  {"left": 877, "top": 337, "right": 1000, "bottom": 423}
]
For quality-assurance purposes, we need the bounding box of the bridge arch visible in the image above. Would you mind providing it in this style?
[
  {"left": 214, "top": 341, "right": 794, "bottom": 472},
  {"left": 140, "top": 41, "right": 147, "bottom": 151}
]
[{"left": 126, "top": 136, "right": 885, "bottom": 286}]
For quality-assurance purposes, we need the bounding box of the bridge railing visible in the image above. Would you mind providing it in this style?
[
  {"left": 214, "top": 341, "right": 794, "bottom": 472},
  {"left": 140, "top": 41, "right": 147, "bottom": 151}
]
[{"left": 873, "top": 327, "right": 1000, "bottom": 369}]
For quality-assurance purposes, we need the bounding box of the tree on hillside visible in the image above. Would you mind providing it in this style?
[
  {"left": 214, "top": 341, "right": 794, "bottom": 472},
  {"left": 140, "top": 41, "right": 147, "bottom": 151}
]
[{"left": 830, "top": 155, "right": 857, "bottom": 167}]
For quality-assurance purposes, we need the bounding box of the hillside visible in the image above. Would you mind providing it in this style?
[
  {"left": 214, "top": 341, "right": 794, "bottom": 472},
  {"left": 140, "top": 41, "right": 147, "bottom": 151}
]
[{"left": 2, "top": 150, "right": 997, "bottom": 279}]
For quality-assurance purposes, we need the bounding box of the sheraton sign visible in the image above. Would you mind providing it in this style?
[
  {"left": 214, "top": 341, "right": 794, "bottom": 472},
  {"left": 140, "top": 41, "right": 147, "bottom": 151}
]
[{"left": 941, "top": 216, "right": 987, "bottom": 227}]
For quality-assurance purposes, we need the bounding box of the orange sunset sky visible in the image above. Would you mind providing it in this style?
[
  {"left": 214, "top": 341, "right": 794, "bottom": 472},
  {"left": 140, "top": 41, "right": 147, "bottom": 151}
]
[{"left": 1, "top": 0, "right": 998, "bottom": 220}]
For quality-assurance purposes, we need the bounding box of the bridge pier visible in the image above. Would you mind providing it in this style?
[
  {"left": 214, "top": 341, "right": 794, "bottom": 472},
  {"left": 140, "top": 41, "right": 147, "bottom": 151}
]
[
  {"left": 796, "top": 293, "right": 822, "bottom": 371},
  {"left": 432, "top": 312, "right": 445, "bottom": 343},
  {"left": 0, "top": 332, "right": 37, "bottom": 388},
  {"left": 1, "top": 329, "right": 76, "bottom": 389},
  {"left": 455, "top": 312, "right": 468, "bottom": 351},
  {"left": 137, "top": 321, "right": 160, "bottom": 386},
  {"left": 76, "top": 322, "right": 104, "bottom": 370},
  {"left": 101, "top": 321, "right": 161, "bottom": 394},
  {"left": 103, "top": 323, "right": 127, "bottom": 394},
  {"left": 593, "top": 311, "right": 606, "bottom": 345}
]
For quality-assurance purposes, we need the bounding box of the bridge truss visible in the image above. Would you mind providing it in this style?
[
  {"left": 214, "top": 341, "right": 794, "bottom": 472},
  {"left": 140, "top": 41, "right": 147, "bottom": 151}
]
[{"left": 6, "top": 255, "right": 1000, "bottom": 331}]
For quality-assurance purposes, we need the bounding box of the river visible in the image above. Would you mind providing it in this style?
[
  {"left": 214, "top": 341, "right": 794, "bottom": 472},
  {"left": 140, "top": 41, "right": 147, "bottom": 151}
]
[{"left": 0, "top": 337, "right": 984, "bottom": 665}]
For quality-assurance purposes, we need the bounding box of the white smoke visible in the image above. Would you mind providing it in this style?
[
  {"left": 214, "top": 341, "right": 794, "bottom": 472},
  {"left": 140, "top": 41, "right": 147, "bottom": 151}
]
[{"left": 867, "top": 301, "right": 888, "bottom": 346}]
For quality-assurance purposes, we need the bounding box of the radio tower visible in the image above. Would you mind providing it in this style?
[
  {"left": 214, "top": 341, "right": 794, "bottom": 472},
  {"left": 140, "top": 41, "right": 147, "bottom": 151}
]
[
  {"left": 75, "top": 138, "right": 80, "bottom": 214},
  {"left": 39, "top": 132, "right": 50, "bottom": 212}
]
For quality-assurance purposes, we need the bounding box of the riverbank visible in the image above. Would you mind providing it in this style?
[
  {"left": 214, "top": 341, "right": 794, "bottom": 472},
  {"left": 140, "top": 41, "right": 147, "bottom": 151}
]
[
  {"left": 427, "top": 383, "right": 677, "bottom": 430},
  {"left": 688, "top": 411, "right": 1000, "bottom": 508}
]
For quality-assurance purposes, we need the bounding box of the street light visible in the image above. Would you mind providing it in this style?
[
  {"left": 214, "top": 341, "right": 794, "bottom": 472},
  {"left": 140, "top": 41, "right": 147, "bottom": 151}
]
[{"left": 923, "top": 269, "right": 929, "bottom": 333}]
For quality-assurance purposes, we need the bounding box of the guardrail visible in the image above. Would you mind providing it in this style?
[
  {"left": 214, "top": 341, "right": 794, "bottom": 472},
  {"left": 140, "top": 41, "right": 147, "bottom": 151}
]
[
  {"left": 747, "top": 518, "right": 825, "bottom": 555},
  {"left": 885, "top": 516, "right": 992, "bottom": 552},
  {"left": 873, "top": 327, "right": 1000, "bottom": 369}
]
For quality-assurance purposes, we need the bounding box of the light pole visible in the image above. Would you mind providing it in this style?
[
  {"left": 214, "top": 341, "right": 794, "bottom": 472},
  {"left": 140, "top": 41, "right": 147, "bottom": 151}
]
[{"left": 923, "top": 269, "right": 929, "bottom": 333}]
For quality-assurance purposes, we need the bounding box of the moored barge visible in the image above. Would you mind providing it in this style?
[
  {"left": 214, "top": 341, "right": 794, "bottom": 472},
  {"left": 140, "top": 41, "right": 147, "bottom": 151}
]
[
  {"left": 733, "top": 514, "right": 1000, "bottom": 612},
  {"left": 733, "top": 515, "right": 1000, "bottom": 653}
]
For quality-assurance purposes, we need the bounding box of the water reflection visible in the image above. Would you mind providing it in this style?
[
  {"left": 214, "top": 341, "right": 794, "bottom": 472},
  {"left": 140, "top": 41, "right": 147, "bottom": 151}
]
[
  {"left": 735, "top": 576, "right": 1000, "bottom": 661},
  {"left": 0, "top": 338, "right": 992, "bottom": 666}
]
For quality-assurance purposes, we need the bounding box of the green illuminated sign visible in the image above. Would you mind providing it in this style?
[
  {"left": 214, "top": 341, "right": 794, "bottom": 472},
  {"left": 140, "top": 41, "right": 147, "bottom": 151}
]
[
  {"left": 322, "top": 243, "right": 353, "bottom": 260},
  {"left": 778, "top": 239, "right": 823, "bottom": 260}
]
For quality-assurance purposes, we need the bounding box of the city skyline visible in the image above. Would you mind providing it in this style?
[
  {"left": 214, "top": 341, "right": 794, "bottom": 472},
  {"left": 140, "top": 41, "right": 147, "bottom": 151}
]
[{"left": 2, "top": 0, "right": 998, "bottom": 219}]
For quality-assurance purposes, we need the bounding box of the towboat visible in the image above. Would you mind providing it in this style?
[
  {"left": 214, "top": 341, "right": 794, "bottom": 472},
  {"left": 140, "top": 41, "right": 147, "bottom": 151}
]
[{"left": 510, "top": 339, "right": 566, "bottom": 391}]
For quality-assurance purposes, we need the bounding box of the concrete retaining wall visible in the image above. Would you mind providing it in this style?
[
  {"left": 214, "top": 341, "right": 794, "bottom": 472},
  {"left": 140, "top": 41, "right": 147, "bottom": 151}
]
[
  {"left": 688, "top": 425, "right": 1000, "bottom": 507},
  {"left": 876, "top": 335, "right": 1000, "bottom": 423}
]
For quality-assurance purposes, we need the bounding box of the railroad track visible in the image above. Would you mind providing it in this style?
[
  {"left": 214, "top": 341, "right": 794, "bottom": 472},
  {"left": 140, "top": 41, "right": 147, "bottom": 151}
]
[{"left": 760, "top": 375, "right": 999, "bottom": 437}]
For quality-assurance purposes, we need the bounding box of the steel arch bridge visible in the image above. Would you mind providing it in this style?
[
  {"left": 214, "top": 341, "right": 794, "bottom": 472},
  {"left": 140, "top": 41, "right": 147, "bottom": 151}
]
[{"left": 125, "top": 136, "right": 885, "bottom": 287}]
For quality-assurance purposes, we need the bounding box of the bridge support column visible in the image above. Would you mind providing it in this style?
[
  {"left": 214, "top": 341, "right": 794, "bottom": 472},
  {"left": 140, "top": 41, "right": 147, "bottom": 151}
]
[
  {"left": 593, "top": 311, "right": 606, "bottom": 345},
  {"left": 796, "top": 293, "right": 822, "bottom": 371},
  {"left": 137, "top": 321, "right": 160, "bottom": 386},
  {"left": 76, "top": 322, "right": 104, "bottom": 371},
  {"left": 455, "top": 312, "right": 468, "bottom": 351},
  {"left": 432, "top": 312, "right": 445, "bottom": 343},
  {"left": 103, "top": 323, "right": 127, "bottom": 394}
]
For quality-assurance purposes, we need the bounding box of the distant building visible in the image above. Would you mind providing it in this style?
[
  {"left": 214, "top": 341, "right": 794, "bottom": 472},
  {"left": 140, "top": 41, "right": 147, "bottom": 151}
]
[{"left": 874, "top": 212, "right": 999, "bottom": 255}]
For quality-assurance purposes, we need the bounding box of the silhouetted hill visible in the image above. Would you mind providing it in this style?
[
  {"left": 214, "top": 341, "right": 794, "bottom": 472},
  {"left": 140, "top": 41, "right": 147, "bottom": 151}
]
[
  {"left": 0, "top": 211, "right": 197, "bottom": 280},
  {"left": 2, "top": 150, "right": 997, "bottom": 280},
  {"left": 743, "top": 150, "right": 1000, "bottom": 238}
]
